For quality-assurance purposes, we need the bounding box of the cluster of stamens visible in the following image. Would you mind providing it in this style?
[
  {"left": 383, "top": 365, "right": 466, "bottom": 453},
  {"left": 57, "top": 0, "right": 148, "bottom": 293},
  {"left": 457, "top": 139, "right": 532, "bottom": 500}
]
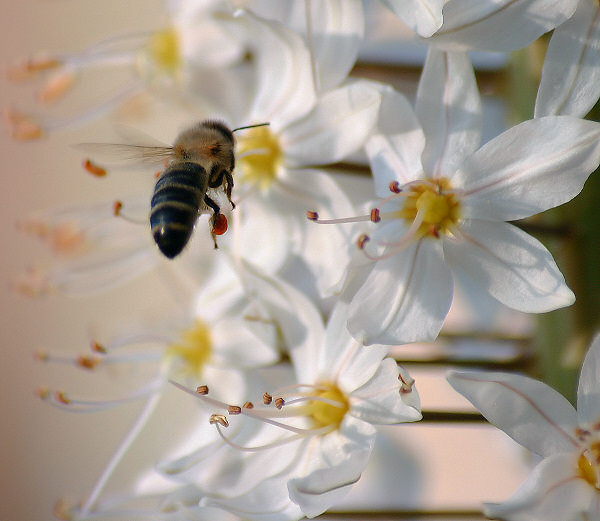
[
  {"left": 308, "top": 177, "right": 462, "bottom": 261},
  {"left": 170, "top": 380, "right": 350, "bottom": 454},
  {"left": 575, "top": 425, "right": 600, "bottom": 489}
]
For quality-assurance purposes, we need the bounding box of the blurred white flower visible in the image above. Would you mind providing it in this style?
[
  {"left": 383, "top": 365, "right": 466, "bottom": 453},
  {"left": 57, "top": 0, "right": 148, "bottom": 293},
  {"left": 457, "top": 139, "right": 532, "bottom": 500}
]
[
  {"left": 447, "top": 333, "right": 600, "bottom": 521},
  {"left": 425, "top": 0, "right": 579, "bottom": 52},
  {"left": 535, "top": 0, "right": 600, "bottom": 118},
  {"left": 35, "top": 255, "right": 287, "bottom": 518},
  {"left": 3, "top": 0, "right": 248, "bottom": 139},
  {"left": 168, "top": 291, "right": 421, "bottom": 520},
  {"left": 310, "top": 48, "right": 600, "bottom": 345},
  {"left": 379, "top": 0, "right": 444, "bottom": 37}
]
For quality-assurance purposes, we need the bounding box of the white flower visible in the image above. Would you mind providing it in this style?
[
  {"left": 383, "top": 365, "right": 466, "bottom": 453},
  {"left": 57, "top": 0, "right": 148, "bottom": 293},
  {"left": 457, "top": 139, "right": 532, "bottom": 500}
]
[
  {"left": 535, "top": 0, "right": 600, "bottom": 118},
  {"left": 35, "top": 255, "right": 286, "bottom": 518},
  {"left": 447, "top": 333, "right": 600, "bottom": 521},
  {"left": 168, "top": 283, "right": 421, "bottom": 520},
  {"left": 310, "top": 48, "right": 600, "bottom": 345},
  {"left": 425, "top": 0, "right": 579, "bottom": 52},
  {"left": 218, "top": 10, "right": 382, "bottom": 297},
  {"left": 3, "top": 0, "right": 248, "bottom": 139}
]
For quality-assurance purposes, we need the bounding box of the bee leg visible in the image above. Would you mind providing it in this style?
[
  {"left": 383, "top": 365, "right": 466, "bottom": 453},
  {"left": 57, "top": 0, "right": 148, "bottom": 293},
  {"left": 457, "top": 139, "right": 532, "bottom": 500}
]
[
  {"left": 208, "top": 169, "right": 235, "bottom": 209},
  {"left": 204, "top": 194, "right": 221, "bottom": 249}
]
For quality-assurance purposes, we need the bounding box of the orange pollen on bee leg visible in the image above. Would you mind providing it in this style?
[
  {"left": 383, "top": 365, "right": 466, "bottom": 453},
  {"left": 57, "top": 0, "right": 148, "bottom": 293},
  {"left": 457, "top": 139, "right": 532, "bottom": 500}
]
[
  {"left": 83, "top": 159, "right": 107, "bottom": 177},
  {"left": 212, "top": 213, "right": 228, "bottom": 235}
]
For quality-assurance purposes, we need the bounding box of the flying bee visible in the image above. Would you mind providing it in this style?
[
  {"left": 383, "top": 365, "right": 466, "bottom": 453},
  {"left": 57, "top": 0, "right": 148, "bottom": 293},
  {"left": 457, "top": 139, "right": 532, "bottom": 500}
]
[{"left": 77, "top": 120, "right": 269, "bottom": 259}]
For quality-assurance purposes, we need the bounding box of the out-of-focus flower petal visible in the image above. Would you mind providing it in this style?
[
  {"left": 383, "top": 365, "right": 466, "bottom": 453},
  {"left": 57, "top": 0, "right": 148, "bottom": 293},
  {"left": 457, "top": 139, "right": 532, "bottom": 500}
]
[
  {"left": 535, "top": 1, "right": 600, "bottom": 118},
  {"left": 577, "top": 333, "right": 600, "bottom": 429},
  {"left": 281, "top": 80, "right": 382, "bottom": 167},
  {"left": 366, "top": 85, "right": 425, "bottom": 197},
  {"left": 427, "top": 0, "right": 578, "bottom": 52},
  {"left": 347, "top": 238, "right": 454, "bottom": 345},
  {"left": 444, "top": 219, "right": 575, "bottom": 313},
  {"left": 238, "top": 10, "right": 316, "bottom": 129},
  {"left": 457, "top": 116, "right": 600, "bottom": 221},
  {"left": 288, "top": 417, "right": 376, "bottom": 518},
  {"left": 447, "top": 371, "right": 580, "bottom": 457},
  {"left": 483, "top": 453, "right": 594, "bottom": 521},
  {"left": 350, "top": 358, "right": 422, "bottom": 424},
  {"left": 381, "top": 0, "right": 444, "bottom": 37},
  {"left": 416, "top": 49, "right": 482, "bottom": 179}
]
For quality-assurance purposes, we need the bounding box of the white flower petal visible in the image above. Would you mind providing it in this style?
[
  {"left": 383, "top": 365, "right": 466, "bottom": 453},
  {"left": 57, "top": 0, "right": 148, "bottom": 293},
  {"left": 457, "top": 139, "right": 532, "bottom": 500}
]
[
  {"left": 302, "top": 0, "right": 365, "bottom": 92},
  {"left": 237, "top": 10, "right": 316, "bottom": 128},
  {"left": 202, "top": 472, "right": 304, "bottom": 521},
  {"left": 347, "top": 238, "right": 454, "bottom": 345},
  {"left": 381, "top": 0, "right": 444, "bottom": 37},
  {"left": 427, "top": 0, "right": 579, "bottom": 52},
  {"left": 444, "top": 220, "right": 575, "bottom": 313},
  {"left": 416, "top": 49, "right": 482, "bottom": 179},
  {"left": 483, "top": 453, "right": 594, "bottom": 521},
  {"left": 577, "top": 333, "right": 600, "bottom": 428},
  {"left": 281, "top": 80, "right": 382, "bottom": 166},
  {"left": 366, "top": 85, "right": 425, "bottom": 197},
  {"left": 447, "top": 371, "right": 580, "bottom": 457},
  {"left": 457, "top": 116, "right": 600, "bottom": 221},
  {"left": 350, "top": 358, "right": 422, "bottom": 424},
  {"left": 210, "top": 314, "right": 279, "bottom": 368},
  {"left": 288, "top": 417, "right": 376, "bottom": 518},
  {"left": 319, "top": 302, "right": 389, "bottom": 394},
  {"left": 235, "top": 260, "right": 325, "bottom": 383},
  {"left": 535, "top": 2, "right": 600, "bottom": 118}
]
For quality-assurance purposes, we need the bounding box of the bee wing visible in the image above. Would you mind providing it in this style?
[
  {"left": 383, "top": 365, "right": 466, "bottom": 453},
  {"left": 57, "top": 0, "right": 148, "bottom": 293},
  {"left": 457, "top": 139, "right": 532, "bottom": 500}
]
[
  {"left": 73, "top": 142, "right": 175, "bottom": 166},
  {"left": 73, "top": 126, "right": 174, "bottom": 167}
]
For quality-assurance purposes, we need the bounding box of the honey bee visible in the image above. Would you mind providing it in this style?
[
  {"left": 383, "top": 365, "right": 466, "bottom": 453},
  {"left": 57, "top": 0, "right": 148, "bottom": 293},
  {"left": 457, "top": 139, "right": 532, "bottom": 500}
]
[{"left": 78, "top": 120, "right": 268, "bottom": 259}]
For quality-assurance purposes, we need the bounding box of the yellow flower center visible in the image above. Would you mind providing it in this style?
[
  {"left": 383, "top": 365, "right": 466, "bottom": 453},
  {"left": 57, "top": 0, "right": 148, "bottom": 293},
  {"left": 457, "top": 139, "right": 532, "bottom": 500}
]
[
  {"left": 306, "top": 383, "right": 349, "bottom": 429},
  {"left": 236, "top": 126, "right": 282, "bottom": 192},
  {"left": 166, "top": 319, "right": 212, "bottom": 376},
  {"left": 398, "top": 177, "right": 461, "bottom": 238},
  {"left": 577, "top": 441, "right": 600, "bottom": 489},
  {"left": 147, "top": 28, "right": 181, "bottom": 75}
]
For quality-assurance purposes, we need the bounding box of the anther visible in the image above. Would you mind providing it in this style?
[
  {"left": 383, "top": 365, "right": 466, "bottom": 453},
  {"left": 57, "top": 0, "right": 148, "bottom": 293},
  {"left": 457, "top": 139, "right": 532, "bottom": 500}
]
[
  {"left": 275, "top": 397, "right": 285, "bottom": 410},
  {"left": 113, "top": 200, "right": 123, "bottom": 216},
  {"left": 263, "top": 392, "right": 272, "bottom": 405},
  {"left": 91, "top": 341, "right": 106, "bottom": 354},
  {"left": 356, "top": 234, "right": 370, "bottom": 249},
  {"left": 243, "top": 401, "right": 254, "bottom": 409},
  {"left": 398, "top": 371, "right": 415, "bottom": 394},
  {"left": 77, "top": 355, "right": 100, "bottom": 370},
  {"left": 36, "top": 387, "right": 50, "bottom": 400},
  {"left": 228, "top": 405, "right": 242, "bottom": 415},
  {"left": 34, "top": 350, "right": 48, "bottom": 362},
  {"left": 389, "top": 181, "right": 401, "bottom": 194},
  {"left": 196, "top": 385, "right": 209, "bottom": 395},
  {"left": 210, "top": 414, "right": 229, "bottom": 427},
  {"left": 306, "top": 210, "right": 319, "bottom": 221},
  {"left": 83, "top": 159, "right": 107, "bottom": 177},
  {"left": 370, "top": 208, "right": 381, "bottom": 223},
  {"left": 37, "top": 71, "right": 75, "bottom": 104},
  {"left": 55, "top": 391, "right": 70, "bottom": 404}
]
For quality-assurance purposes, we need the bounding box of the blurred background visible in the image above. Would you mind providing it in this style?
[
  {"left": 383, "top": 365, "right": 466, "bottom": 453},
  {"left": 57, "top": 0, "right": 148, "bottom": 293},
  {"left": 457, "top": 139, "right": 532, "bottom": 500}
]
[{"left": 0, "top": 1, "right": 593, "bottom": 520}]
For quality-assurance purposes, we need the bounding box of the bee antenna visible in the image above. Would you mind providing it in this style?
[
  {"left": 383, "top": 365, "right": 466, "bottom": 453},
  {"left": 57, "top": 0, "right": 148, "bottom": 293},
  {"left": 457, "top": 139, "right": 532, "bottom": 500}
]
[{"left": 232, "top": 123, "right": 270, "bottom": 133}]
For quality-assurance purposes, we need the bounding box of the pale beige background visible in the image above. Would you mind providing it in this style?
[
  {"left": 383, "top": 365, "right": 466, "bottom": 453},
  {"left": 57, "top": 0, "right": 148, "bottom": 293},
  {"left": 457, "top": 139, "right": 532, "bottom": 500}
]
[{"left": 0, "top": 2, "right": 531, "bottom": 520}]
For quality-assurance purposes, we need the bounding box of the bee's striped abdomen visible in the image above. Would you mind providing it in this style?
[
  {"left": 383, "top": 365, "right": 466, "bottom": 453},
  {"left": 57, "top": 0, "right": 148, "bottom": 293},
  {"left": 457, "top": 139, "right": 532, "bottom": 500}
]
[{"left": 150, "top": 161, "right": 208, "bottom": 259}]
